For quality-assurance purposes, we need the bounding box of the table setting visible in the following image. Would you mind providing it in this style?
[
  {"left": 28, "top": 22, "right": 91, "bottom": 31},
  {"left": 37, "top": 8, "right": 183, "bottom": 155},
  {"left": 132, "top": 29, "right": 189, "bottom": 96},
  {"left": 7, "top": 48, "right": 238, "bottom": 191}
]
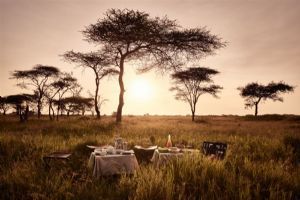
[
  {"left": 150, "top": 135, "right": 200, "bottom": 167},
  {"left": 88, "top": 139, "right": 139, "bottom": 177}
]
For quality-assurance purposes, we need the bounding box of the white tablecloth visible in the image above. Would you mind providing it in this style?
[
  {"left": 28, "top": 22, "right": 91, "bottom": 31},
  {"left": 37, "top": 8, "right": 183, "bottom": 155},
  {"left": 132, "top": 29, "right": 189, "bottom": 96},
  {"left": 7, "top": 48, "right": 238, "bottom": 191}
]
[
  {"left": 88, "top": 152, "right": 139, "bottom": 177},
  {"left": 151, "top": 149, "right": 184, "bottom": 167}
]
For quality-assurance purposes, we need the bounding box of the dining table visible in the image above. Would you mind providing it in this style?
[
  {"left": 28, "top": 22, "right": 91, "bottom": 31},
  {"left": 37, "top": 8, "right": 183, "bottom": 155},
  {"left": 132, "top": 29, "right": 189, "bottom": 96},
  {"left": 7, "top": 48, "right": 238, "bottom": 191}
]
[
  {"left": 151, "top": 148, "right": 200, "bottom": 167},
  {"left": 88, "top": 149, "right": 139, "bottom": 177}
]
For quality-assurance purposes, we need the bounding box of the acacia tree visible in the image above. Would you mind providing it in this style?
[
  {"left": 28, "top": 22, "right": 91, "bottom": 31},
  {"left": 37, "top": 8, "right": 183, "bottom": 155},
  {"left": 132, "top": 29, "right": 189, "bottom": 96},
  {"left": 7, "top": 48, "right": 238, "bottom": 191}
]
[
  {"left": 54, "top": 74, "right": 81, "bottom": 120},
  {"left": 170, "top": 67, "right": 222, "bottom": 121},
  {"left": 46, "top": 73, "right": 80, "bottom": 120},
  {"left": 59, "top": 96, "right": 93, "bottom": 116},
  {"left": 238, "top": 82, "right": 294, "bottom": 116},
  {"left": 63, "top": 51, "right": 118, "bottom": 119},
  {"left": 6, "top": 94, "right": 35, "bottom": 122},
  {"left": 11, "top": 65, "right": 60, "bottom": 118},
  {"left": 0, "top": 96, "right": 10, "bottom": 115},
  {"left": 82, "top": 9, "right": 225, "bottom": 122}
]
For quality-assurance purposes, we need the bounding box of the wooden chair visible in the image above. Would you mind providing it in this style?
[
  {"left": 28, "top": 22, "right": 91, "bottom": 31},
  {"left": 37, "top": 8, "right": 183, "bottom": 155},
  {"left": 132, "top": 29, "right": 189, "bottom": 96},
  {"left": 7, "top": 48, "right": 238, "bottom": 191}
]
[{"left": 202, "top": 141, "right": 227, "bottom": 159}]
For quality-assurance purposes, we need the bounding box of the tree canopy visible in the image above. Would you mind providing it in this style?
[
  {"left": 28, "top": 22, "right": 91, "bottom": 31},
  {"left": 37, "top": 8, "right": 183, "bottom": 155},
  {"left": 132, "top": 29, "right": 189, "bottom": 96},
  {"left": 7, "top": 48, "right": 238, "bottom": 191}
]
[
  {"left": 6, "top": 94, "right": 35, "bottom": 106},
  {"left": 238, "top": 82, "right": 294, "bottom": 116},
  {"left": 12, "top": 65, "right": 60, "bottom": 79},
  {"left": 170, "top": 67, "right": 222, "bottom": 121}
]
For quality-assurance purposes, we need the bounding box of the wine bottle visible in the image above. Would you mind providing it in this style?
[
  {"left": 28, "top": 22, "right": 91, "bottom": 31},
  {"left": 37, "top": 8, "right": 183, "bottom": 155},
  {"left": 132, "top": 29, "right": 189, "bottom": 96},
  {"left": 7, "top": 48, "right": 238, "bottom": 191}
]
[{"left": 166, "top": 134, "right": 172, "bottom": 147}]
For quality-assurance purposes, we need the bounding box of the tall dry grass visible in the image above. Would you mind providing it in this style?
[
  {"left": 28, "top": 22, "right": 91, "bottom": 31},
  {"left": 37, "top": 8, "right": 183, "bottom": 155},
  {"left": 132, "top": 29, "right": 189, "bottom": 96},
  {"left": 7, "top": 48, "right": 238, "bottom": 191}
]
[{"left": 0, "top": 115, "right": 299, "bottom": 199}]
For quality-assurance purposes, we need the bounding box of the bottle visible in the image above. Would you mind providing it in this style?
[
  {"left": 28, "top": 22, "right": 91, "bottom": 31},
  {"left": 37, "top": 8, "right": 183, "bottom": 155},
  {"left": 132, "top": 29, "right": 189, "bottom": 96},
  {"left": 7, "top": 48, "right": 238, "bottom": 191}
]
[
  {"left": 166, "top": 134, "right": 172, "bottom": 148},
  {"left": 114, "top": 137, "right": 123, "bottom": 149},
  {"left": 122, "top": 142, "right": 128, "bottom": 150}
]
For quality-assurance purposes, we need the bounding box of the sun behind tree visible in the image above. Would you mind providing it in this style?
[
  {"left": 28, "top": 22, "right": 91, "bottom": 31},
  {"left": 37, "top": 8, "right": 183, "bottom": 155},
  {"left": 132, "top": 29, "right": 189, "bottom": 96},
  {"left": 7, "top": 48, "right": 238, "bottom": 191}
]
[{"left": 82, "top": 9, "right": 225, "bottom": 122}]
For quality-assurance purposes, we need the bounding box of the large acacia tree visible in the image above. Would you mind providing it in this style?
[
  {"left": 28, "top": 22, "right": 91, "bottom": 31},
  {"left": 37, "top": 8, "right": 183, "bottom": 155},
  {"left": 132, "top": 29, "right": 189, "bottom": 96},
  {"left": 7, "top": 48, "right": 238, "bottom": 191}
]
[
  {"left": 11, "top": 65, "right": 60, "bottom": 118},
  {"left": 83, "top": 9, "right": 225, "bottom": 122},
  {"left": 238, "top": 82, "right": 294, "bottom": 116},
  {"left": 170, "top": 67, "right": 222, "bottom": 121},
  {"left": 63, "top": 51, "right": 118, "bottom": 119}
]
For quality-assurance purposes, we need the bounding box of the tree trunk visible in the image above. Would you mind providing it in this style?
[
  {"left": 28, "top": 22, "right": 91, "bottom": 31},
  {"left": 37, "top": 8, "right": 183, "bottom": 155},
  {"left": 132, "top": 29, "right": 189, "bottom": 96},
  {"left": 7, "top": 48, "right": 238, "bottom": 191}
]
[
  {"left": 116, "top": 58, "right": 125, "bottom": 123},
  {"left": 254, "top": 98, "right": 262, "bottom": 116},
  {"left": 37, "top": 103, "right": 41, "bottom": 118},
  {"left": 51, "top": 106, "right": 55, "bottom": 119},
  {"left": 24, "top": 105, "right": 29, "bottom": 121},
  {"left": 17, "top": 105, "right": 23, "bottom": 122},
  {"left": 37, "top": 96, "right": 42, "bottom": 118},
  {"left": 51, "top": 104, "right": 55, "bottom": 119},
  {"left": 255, "top": 103, "right": 258, "bottom": 116},
  {"left": 94, "top": 78, "right": 100, "bottom": 119},
  {"left": 192, "top": 111, "right": 195, "bottom": 121},
  {"left": 56, "top": 105, "right": 60, "bottom": 121},
  {"left": 16, "top": 105, "right": 20, "bottom": 116},
  {"left": 19, "top": 112, "right": 23, "bottom": 122},
  {"left": 190, "top": 101, "right": 197, "bottom": 121},
  {"left": 48, "top": 101, "right": 53, "bottom": 120}
]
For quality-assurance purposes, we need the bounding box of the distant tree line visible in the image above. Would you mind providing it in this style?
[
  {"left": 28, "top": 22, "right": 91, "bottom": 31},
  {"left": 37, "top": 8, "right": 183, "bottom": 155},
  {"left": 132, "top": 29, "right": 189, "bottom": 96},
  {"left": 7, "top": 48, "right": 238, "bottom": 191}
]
[
  {"left": 1, "top": 65, "right": 94, "bottom": 122},
  {"left": 0, "top": 9, "right": 295, "bottom": 122}
]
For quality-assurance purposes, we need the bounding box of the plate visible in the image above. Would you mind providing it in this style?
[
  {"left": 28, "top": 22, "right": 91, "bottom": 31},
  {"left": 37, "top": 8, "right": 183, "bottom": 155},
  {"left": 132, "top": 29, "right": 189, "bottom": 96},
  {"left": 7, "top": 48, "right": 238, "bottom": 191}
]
[
  {"left": 169, "top": 147, "right": 181, "bottom": 153},
  {"left": 122, "top": 150, "right": 134, "bottom": 155},
  {"left": 158, "top": 147, "right": 169, "bottom": 153}
]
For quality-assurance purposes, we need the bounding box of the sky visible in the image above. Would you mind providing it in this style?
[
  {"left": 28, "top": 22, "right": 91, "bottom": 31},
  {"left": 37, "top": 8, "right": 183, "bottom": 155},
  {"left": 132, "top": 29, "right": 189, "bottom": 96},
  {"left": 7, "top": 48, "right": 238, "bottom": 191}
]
[{"left": 1, "top": 0, "right": 300, "bottom": 116}]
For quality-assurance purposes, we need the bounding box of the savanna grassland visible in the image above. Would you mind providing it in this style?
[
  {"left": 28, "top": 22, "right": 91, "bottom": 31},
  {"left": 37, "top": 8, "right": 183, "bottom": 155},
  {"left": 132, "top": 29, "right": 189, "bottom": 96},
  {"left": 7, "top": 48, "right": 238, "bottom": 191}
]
[{"left": 0, "top": 115, "right": 300, "bottom": 200}]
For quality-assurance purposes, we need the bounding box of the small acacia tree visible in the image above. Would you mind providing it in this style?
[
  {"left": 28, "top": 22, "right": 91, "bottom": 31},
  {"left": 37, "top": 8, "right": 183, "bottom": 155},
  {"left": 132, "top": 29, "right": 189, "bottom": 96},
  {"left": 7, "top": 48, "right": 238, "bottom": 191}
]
[
  {"left": 6, "top": 94, "right": 35, "bottom": 122},
  {"left": 11, "top": 65, "right": 60, "bottom": 118},
  {"left": 238, "top": 82, "right": 294, "bottom": 116},
  {"left": 46, "top": 73, "right": 80, "bottom": 120},
  {"left": 63, "top": 51, "right": 118, "bottom": 119},
  {"left": 0, "top": 96, "right": 10, "bottom": 115},
  {"left": 83, "top": 9, "right": 225, "bottom": 122},
  {"left": 170, "top": 67, "right": 222, "bottom": 121},
  {"left": 59, "top": 96, "right": 93, "bottom": 116}
]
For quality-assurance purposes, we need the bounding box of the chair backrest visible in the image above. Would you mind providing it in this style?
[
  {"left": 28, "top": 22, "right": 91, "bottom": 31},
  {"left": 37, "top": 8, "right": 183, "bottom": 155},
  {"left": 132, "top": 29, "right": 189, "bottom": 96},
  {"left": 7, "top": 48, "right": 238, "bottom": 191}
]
[
  {"left": 202, "top": 141, "right": 227, "bottom": 159},
  {"left": 133, "top": 146, "right": 157, "bottom": 164}
]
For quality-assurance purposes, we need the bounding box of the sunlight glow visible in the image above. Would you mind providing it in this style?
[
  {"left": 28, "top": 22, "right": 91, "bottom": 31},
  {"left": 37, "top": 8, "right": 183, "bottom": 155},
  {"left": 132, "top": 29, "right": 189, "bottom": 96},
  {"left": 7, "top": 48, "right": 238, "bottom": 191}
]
[{"left": 128, "top": 78, "right": 154, "bottom": 101}]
